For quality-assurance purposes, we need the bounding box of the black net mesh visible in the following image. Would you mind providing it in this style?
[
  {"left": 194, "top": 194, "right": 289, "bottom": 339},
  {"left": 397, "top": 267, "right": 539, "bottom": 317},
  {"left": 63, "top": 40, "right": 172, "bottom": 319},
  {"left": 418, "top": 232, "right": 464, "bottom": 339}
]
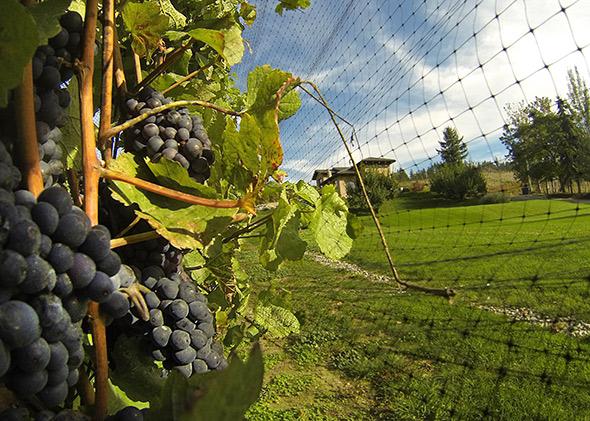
[{"left": 237, "top": 1, "right": 590, "bottom": 418}]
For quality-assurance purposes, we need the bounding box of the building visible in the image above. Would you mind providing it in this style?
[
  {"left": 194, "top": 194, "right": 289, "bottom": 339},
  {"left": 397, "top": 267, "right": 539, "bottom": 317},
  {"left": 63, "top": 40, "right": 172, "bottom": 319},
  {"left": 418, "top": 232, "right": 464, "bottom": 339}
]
[{"left": 312, "top": 157, "right": 395, "bottom": 198}]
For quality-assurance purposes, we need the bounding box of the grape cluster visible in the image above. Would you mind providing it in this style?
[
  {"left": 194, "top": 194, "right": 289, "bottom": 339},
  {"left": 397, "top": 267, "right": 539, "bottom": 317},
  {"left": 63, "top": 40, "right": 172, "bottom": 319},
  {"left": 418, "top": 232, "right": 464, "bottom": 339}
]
[
  {"left": 32, "top": 11, "right": 84, "bottom": 187},
  {"left": 123, "top": 87, "right": 215, "bottom": 183},
  {"left": 0, "top": 407, "right": 90, "bottom": 420},
  {"left": 106, "top": 406, "right": 147, "bottom": 421},
  {"left": 118, "top": 236, "right": 184, "bottom": 278},
  {"left": 117, "top": 266, "right": 227, "bottom": 378},
  {"left": 0, "top": 141, "right": 131, "bottom": 407}
]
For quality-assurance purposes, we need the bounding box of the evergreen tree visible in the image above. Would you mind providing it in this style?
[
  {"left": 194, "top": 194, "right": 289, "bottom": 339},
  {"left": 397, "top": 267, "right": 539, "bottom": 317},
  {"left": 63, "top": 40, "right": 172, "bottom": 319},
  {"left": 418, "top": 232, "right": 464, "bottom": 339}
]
[
  {"left": 437, "top": 127, "right": 468, "bottom": 165},
  {"left": 567, "top": 67, "right": 590, "bottom": 133}
]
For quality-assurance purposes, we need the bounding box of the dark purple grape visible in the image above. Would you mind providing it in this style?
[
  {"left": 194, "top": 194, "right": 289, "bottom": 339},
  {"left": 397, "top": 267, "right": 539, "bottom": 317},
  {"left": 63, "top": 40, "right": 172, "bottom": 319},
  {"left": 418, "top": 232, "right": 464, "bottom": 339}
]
[
  {"left": 0, "top": 300, "right": 41, "bottom": 348},
  {"left": 149, "top": 309, "right": 164, "bottom": 327},
  {"left": 173, "top": 153, "right": 189, "bottom": 169},
  {"left": 96, "top": 251, "right": 121, "bottom": 276},
  {"left": 189, "top": 330, "right": 208, "bottom": 349},
  {"left": 53, "top": 273, "right": 73, "bottom": 298},
  {"left": 8, "top": 219, "right": 41, "bottom": 256},
  {"left": 151, "top": 326, "right": 172, "bottom": 347},
  {"left": 48, "top": 243, "right": 75, "bottom": 273},
  {"left": 38, "top": 187, "right": 73, "bottom": 216},
  {"left": 169, "top": 330, "right": 190, "bottom": 351},
  {"left": 47, "top": 341, "right": 68, "bottom": 371},
  {"left": 79, "top": 225, "right": 111, "bottom": 261},
  {"left": 192, "top": 359, "right": 208, "bottom": 374},
  {"left": 173, "top": 363, "right": 192, "bottom": 378},
  {"left": 37, "top": 381, "right": 68, "bottom": 407},
  {"left": 14, "top": 190, "right": 36, "bottom": 209},
  {"left": 174, "top": 346, "right": 196, "bottom": 365},
  {"left": 166, "top": 299, "right": 189, "bottom": 320},
  {"left": 7, "top": 369, "right": 48, "bottom": 395},
  {"left": 21, "top": 255, "right": 56, "bottom": 294},
  {"left": 60, "top": 12, "right": 83, "bottom": 32},
  {"left": 31, "top": 202, "right": 59, "bottom": 235},
  {"left": 176, "top": 128, "right": 190, "bottom": 142},
  {"left": 46, "top": 365, "right": 69, "bottom": 385},
  {"left": 49, "top": 28, "right": 69, "bottom": 49},
  {"left": 144, "top": 292, "right": 160, "bottom": 309},
  {"left": 100, "top": 291, "right": 130, "bottom": 319},
  {"left": 68, "top": 253, "right": 96, "bottom": 289},
  {"left": 38, "top": 67, "right": 61, "bottom": 89},
  {"left": 84, "top": 271, "right": 115, "bottom": 303},
  {"left": 0, "top": 250, "right": 27, "bottom": 287},
  {"left": 13, "top": 337, "right": 50, "bottom": 372},
  {"left": 142, "top": 123, "right": 159, "bottom": 139}
]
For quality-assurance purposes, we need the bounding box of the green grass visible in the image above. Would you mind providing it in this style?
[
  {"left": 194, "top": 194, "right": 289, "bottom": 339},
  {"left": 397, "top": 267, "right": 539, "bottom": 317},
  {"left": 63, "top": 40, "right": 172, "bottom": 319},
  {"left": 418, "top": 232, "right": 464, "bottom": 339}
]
[
  {"left": 241, "top": 193, "right": 590, "bottom": 420},
  {"left": 351, "top": 193, "right": 590, "bottom": 318}
]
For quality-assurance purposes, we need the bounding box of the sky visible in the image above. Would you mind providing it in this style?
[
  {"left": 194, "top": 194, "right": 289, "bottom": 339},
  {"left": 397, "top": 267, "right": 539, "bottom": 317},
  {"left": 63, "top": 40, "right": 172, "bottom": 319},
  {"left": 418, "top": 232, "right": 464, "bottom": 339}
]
[{"left": 234, "top": 0, "right": 590, "bottom": 181}]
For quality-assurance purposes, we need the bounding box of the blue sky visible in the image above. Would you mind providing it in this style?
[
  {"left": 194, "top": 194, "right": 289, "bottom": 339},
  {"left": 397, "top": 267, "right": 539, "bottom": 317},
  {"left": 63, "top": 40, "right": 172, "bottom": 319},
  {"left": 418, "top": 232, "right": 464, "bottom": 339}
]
[{"left": 234, "top": 0, "right": 590, "bottom": 181}]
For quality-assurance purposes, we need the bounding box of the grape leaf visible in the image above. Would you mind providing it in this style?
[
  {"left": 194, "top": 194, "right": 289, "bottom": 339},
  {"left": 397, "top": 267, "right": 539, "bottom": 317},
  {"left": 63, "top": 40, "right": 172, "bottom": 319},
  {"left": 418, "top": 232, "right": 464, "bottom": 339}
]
[
  {"left": 294, "top": 179, "right": 320, "bottom": 204},
  {"left": 0, "top": 0, "right": 39, "bottom": 106},
  {"left": 107, "top": 381, "right": 149, "bottom": 415},
  {"left": 157, "top": 0, "right": 187, "bottom": 29},
  {"left": 150, "top": 344, "right": 264, "bottom": 421},
  {"left": 239, "top": 1, "right": 257, "bottom": 26},
  {"left": 277, "top": 88, "right": 301, "bottom": 121},
  {"left": 275, "top": 0, "right": 310, "bottom": 15},
  {"left": 108, "top": 153, "right": 238, "bottom": 249},
  {"left": 28, "top": 0, "right": 73, "bottom": 45},
  {"left": 110, "top": 335, "right": 167, "bottom": 405},
  {"left": 59, "top": 78, "right": 82, "bottom": 171},
  {"left": 221, "top": 25, "right": 244, "bottom": 66},
  {"left": 309, "top": 185, "right": 353, "bottom": 259},
  {"left": 253, "top": 303, "right": 300, "bottom": 338},
  {"left": 187, "top": 26, "right": 244, "bottom": 66},
  {"left": 122, "top": 1, "right": 170, "bottom": 57},
  {"left": 146, "top": 157, "right": 217, "bottom": 198},
  {"left": 259, "top": 192, "right": 307, "bottom": 270}
]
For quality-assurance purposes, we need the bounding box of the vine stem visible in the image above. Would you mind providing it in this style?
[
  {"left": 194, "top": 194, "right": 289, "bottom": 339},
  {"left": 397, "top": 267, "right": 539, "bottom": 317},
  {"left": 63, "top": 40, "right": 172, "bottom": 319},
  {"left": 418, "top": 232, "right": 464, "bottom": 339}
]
[
  {"left": 101, "top": 99, "right": 241, "bottom": 141},
  {"left": 98, "top": 0, "right": 115, "bottom": 163},
  {"left": 100, "top": 167, "right": 246, "bottom": 209},
  {"left": 113, "top": 27, "right": 128, "bottom": 95},
  {"left": 131, "top": 40, "right": 193, "bottom": 95},
  {"left": 300, "top": 82, "right": 455, "bottom": 299},
  {"left": 14, "top": 52, "right": 44, "bottom": 196},
  {"left": 79, "top": 0, "right": 109, "bottom": 418},
  {"left": 161, "top": 61, "right": 215, "bottom": 95},
  {"left": 133, "top": 52, "right": 143, "bottom": 84},
  {"left": 110, "top": 230, "right": 160, "bottom": 248}
]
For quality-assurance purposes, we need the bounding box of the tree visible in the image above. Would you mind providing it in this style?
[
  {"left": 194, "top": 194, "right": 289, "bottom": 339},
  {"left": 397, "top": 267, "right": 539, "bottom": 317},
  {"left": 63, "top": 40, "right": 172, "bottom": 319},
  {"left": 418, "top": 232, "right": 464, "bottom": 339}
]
[
  {"left": 429, "top": 164, "right": 487, "bottom": 200},
  {"left": 501, "top": 94, "right": 590, "bottom": 193},
  {"left": 437, "top": 126, "right": 468, "bottom": 165},
  {"left": 501, "top": 97, "right": 560, "bottom": 191},
  {"left": 567, "top": 67, "right": 590, "bottom": 133},
  {"left": 347, "top": 171, "right": 398, "bottom": 211}
]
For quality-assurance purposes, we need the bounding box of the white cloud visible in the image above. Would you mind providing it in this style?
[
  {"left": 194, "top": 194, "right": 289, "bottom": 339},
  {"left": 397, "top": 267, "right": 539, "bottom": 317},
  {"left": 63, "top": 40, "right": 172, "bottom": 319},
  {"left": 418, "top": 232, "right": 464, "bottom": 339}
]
[{"left": 250, "top": 0, "right": 590, "bottom": 179}]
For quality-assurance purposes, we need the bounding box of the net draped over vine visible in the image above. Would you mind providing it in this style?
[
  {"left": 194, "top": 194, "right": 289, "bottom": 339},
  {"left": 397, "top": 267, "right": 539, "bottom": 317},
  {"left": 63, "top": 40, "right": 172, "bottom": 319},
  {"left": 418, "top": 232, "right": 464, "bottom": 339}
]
[{"left": 237, "top": 0, "right": 590, "bottom": 419}]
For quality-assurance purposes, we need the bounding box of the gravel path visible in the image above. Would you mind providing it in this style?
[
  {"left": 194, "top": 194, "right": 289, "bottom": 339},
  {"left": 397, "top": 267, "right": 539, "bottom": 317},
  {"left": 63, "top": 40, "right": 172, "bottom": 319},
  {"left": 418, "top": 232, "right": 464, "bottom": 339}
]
[{"left": 308, "top": 252, "right": 589, "bottom": 337}]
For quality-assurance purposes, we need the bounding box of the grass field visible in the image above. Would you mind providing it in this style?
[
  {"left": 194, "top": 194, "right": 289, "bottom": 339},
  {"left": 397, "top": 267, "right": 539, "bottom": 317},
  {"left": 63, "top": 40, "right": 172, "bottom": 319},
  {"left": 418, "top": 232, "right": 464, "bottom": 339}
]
[{"left": 241, "top": 193, "right": 590, "bottom": 420}]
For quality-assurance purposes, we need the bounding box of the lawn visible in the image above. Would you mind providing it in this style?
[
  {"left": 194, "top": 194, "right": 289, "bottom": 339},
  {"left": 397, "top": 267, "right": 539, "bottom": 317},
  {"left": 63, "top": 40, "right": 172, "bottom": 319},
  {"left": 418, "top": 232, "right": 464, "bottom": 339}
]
[
  {"left": 351, "top": 193, "right": 590, "bottom": 318},
  {"left": 241, "top": 193, "right": 590, "bottom": 420}
]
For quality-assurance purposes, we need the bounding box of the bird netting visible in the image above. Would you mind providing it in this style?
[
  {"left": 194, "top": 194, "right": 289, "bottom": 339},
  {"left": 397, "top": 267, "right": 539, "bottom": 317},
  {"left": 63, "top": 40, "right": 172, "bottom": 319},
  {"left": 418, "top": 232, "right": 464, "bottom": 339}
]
[{"left": 237, "top": 0, "right": 590, "bottom": 419}]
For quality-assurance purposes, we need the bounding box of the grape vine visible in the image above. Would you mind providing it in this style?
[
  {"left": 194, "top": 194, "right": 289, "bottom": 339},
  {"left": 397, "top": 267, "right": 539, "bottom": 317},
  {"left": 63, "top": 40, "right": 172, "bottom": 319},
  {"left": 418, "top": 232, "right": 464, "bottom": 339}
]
[{"left": 0, "top": 0, "right": 356, "bottom": 419}]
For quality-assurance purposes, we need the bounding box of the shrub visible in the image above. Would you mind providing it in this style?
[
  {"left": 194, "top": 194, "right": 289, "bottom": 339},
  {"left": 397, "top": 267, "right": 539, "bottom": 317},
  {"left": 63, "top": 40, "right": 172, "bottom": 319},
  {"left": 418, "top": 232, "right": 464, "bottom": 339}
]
[
  {"left": 479, "top": 192, "right": 511, "bottom": 204},
  {"left": 429, "top": 163, "right": 487, "bottom": 200},
  {"left": 347, "top": 171, "right": 398, "bottom": 210}
]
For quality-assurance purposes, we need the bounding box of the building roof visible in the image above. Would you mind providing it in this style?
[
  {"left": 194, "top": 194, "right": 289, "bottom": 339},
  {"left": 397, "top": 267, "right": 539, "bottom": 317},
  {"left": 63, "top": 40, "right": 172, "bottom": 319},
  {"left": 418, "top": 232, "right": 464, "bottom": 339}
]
[
  {"left": 312, "top": 169, "right": 330, "bottom": 180},
  {"left": 314, "top": 157, "right": 395, "bottom": 184},
  {"left": 359, "top": 157, "right": 396, "bottom": 165}
]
